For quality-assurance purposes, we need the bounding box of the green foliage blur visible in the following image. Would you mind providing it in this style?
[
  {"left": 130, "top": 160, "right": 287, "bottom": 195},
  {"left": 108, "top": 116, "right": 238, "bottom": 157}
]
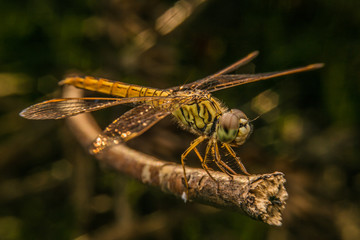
[{"left": 0, "top": 0, "right": 359, "bottom": 239}]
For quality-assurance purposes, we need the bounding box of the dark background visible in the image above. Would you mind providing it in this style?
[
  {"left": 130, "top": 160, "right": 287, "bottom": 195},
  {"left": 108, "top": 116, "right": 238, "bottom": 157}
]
[{"left": 0, "top": 0, "right": 359, "bottom": 239}]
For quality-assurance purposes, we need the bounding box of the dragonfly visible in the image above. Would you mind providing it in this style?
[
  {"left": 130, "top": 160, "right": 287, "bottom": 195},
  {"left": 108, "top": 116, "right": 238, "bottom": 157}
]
[{"left": 20, "top": 51, "right": 323, "bottom": 194}]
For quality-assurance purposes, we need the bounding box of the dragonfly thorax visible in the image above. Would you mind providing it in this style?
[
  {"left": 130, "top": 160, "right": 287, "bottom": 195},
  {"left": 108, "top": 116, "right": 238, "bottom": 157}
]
[{"left": 216, "top": 109, "right": 252, "bottom": 146}]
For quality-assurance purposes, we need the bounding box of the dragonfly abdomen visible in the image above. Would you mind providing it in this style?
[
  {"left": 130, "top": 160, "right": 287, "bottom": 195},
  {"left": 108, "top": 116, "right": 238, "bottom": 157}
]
[
  {"left": 172, "top": 99, "right": 220, "bottom": 136},
  {"left": 60, "top": 76, "right": 170, "bottom": 98}
]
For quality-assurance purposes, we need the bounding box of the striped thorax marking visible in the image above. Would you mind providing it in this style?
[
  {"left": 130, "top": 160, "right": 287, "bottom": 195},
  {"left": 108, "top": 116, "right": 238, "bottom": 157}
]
[{"left": 172, "top": 95, "right": 222, "bottom": 136}]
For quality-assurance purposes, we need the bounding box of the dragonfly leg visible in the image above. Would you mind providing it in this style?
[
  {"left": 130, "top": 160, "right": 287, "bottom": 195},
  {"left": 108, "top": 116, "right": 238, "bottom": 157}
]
[
  {"left": 193, "top": 147, "right": 217, "bottom": 184},
  {"left": 222, "top": 143, "right": 250, "bottom": 175},
  {"left": 203, "top": 138, "right": 212, "bottom": 166},
  {"left": 181, "top": 136, "right": 206, "bottom": 198},
  {"left": 213, "top": 141, "right": 237, "bottom": 176}
]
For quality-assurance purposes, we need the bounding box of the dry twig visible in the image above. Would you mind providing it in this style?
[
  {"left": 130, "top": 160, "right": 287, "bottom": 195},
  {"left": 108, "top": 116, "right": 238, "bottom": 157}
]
[{"left": 63, "top": 85, "right": 288, "bottom": 226}]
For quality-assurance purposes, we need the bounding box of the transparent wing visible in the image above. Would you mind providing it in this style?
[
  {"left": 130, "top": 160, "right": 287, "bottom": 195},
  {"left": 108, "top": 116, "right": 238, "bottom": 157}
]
[
  {"left": 204, "top": 63, "right": 324, "bottom": 92},
  {"left": 19, "top": 95, "right": 185, "bottom": 120},
  {"left": 89, "top": 104, "right": 172, "bottom": 154},
  {"left": 173, "top": 50, "right": 323, "bottom": 92}
]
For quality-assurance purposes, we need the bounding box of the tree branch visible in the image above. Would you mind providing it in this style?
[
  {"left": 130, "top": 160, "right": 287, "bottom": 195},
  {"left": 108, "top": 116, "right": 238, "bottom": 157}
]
[{"left": 63, "top": 85, "right": 288, "bottom": 226}]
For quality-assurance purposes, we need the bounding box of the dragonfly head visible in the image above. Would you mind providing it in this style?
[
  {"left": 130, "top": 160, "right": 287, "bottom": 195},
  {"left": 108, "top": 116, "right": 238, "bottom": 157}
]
[{"left": 217, "top": 109, "right": 252, "bottom": 146}]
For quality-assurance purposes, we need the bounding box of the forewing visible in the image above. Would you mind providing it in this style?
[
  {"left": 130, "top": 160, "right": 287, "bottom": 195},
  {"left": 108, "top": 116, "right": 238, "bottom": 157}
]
[
  {"left": 19, "top": 95, "right": 184, "bottom": 120},
  {"left": 172, "top": 49, "right": 323, "bottom": 92},
  {"left": 89, "top": 104, "right": 172, "bottom": 154},
  {"left": 204, "top": 63, "right": 324, "bottom": 92}
]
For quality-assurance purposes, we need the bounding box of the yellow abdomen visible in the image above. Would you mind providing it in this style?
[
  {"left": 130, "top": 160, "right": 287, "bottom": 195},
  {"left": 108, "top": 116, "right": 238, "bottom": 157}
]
[{"left": 59, "top": 76, "right": 170, "bottom": 98}]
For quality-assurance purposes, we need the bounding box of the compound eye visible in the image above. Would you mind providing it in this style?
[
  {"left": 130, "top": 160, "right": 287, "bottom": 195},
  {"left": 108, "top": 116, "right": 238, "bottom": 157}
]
[
  {"left": 219, "top": 112, "right": 239, "bottom": 132},
  {"left": 217, "top": 111, "right": 241, "bottom": 143}
]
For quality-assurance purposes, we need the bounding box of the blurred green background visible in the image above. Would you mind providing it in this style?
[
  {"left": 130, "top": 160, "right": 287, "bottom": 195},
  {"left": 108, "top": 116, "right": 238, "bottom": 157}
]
[{"left": 1, "top": 0, "right": 359, "bottom": 239}]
